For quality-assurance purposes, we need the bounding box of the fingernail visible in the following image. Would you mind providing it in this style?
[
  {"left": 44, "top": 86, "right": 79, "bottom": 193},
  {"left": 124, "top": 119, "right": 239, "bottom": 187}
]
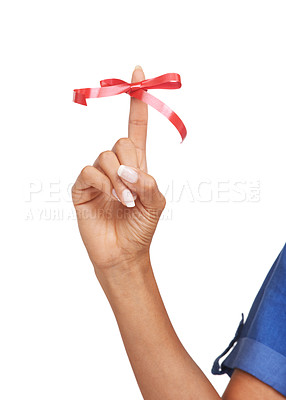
[
  {"left": 135, "top": 65, "right": 142, "bottom": 70},
  {"left": 112, "top": 188, "right": 136, "bottom": 202},
  {"left": 112, "top": 188, "right": 121, "bottom": 202},
  {"left": 118, "top": 165, "right": 138, "bottom": 183},
  {"left": 122, "top": 189, "right": 135, "bottom": 208}
]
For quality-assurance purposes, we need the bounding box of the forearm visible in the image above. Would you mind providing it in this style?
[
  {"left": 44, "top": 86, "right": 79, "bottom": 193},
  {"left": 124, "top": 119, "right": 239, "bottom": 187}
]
[{"left": 95, "top": 255, "right": 221, "bottom": 400}]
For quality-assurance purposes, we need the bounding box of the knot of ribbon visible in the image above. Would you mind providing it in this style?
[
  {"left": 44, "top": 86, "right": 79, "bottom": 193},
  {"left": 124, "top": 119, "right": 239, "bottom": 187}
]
[
  {"left": 73, "top": 73, "right": 187, "bottom": 141},
  {"left": 127, "top": 82, "right": 142, "bottom": 94}
]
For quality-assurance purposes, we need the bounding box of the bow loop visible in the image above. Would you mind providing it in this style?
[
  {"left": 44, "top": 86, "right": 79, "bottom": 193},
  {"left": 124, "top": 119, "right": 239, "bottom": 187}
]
[
  {"left": 73, "top": 73, "right": 187, "bottom": 141},
  {"left": 100, "top": 78, "right": 127, "bottom": 87}
]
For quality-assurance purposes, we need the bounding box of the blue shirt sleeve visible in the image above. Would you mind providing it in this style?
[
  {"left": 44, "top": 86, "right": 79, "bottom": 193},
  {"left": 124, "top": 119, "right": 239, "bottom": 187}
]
[{"left": 212, "top": 243, "right": 286, "bottom": 397}]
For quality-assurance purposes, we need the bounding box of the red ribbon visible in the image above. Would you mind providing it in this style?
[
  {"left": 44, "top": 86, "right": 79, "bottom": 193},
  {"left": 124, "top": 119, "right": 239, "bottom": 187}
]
[{"left": 73, "top": 73, "right": 187, "bottom": 142}]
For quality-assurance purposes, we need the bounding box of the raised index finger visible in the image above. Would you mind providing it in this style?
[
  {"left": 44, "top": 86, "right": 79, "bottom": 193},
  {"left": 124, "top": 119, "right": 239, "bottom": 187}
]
[{"left": 128, "top": 65, "right": 148, "bottom": 172}]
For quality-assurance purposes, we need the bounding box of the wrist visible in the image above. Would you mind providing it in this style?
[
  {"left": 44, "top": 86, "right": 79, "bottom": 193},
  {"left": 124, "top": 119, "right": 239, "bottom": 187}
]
[
  {"left": 93, "top": 250, "right": 151, "bottom": 284},
  {"left": 93, "top": 252, "right": 152, "bottom": 296}
]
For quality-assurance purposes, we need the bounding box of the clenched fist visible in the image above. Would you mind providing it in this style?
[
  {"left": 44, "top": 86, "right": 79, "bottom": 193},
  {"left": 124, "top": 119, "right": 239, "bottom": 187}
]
[{"left": 72, "top": 66, "right": 165, "bottom": 271}]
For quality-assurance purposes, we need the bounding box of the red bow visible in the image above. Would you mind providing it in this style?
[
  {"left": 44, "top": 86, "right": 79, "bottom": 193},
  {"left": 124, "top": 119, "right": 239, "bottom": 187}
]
[{"left": 73, "top": 73, "right": 187, "bottom": 142}]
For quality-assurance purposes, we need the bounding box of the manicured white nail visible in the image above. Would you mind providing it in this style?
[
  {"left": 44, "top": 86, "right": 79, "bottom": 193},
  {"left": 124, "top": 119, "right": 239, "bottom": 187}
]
[
  {"left": 135, "top": 65, "right": 142, "bottom": 70},
  {"left": 112, "top": 188, "right": 121, "bottom": 202},
  {"left": 122, "top": 189, "right": 135, "bottom": 207},
  {"left": 118, "top": 165, "right": 138, "bottom": 183}
]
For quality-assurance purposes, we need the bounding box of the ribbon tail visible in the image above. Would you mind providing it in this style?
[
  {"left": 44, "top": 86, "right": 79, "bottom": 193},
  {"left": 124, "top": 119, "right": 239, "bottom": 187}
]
[
  {"left": 130, "top": 90, "right": 187, "bottom": 142},
  {"left": 73, "top": 90, "right": 87, "bottom": 106},
  {"left": 73, "top": 85, "right": 129, "bottom": 106}
]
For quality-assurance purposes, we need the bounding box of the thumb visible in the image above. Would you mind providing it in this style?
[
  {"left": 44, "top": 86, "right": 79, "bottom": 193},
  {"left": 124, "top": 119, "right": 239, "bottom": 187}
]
[{"left": 117, "top": 165, "right": 166, "bottom": 211}]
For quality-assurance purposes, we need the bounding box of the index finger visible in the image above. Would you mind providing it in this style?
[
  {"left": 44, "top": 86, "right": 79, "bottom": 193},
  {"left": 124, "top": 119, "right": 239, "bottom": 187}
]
[{"left": 128, "top": 65, "right": 148, "bottom": 172}]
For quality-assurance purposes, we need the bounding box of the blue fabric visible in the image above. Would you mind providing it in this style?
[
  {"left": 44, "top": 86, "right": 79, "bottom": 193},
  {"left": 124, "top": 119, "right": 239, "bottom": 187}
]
[{"left": 212, "top": 243, "right": 286, "bottom": 396}]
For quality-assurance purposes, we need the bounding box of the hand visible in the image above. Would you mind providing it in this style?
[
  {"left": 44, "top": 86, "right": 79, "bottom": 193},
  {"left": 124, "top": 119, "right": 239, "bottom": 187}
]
[{"left": 72, "top": 66, "right": 166, "bottom": 270}]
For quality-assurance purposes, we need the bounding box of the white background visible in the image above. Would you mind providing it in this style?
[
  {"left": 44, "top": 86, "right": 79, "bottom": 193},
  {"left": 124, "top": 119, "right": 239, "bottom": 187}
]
[{"left": 1, "top": 0, "right": 286, "bottom": 398}]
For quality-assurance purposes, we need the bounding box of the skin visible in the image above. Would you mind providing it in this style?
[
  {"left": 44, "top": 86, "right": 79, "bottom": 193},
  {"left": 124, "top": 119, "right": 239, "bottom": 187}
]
[
  {"left": 72, "top": 66, "right": 285, "bottom": 399},
  {"left": 223, "top": 370, "right": 285, "bottom": 400}
]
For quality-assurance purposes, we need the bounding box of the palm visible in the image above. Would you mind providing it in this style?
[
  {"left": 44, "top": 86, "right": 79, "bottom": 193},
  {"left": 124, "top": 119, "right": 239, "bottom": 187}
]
[{"left": 76, "top": 189, "right": 156, "bottom": 266}]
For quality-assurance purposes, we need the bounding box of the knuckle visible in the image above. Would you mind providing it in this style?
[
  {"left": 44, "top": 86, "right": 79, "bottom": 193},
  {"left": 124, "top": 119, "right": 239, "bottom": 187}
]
[
  {"left": 98, "top": 150, "right": 114, "bottom": 163},
  {"left": 146, "top": 175, "right": 158, "bottom": 192},
  {"left": 129, "top": 118, "right": 148, "bottom": 127},
  {"left": 115, "top": 137, "right": 133, "bottom": 149},
  {"left": 80, "top": 165, "right": 92, "bottom": 179}
]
